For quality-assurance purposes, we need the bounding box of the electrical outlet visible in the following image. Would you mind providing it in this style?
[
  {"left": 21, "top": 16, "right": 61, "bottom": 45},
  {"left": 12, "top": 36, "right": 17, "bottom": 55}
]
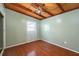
[{"left": 64, "top": 41, "right": 67, "bottom": 44}]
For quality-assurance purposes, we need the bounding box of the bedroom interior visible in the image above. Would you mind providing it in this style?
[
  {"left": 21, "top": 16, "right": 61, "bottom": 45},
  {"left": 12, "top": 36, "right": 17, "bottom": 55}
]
[{"left": 0, "top": 3, "right": 79, "bottom": 56}]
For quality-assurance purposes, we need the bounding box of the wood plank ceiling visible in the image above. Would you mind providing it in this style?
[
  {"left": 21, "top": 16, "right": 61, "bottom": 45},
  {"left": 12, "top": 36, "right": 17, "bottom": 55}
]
[{"left": 4, "top": 3, "right": 79, "bottom": 20}]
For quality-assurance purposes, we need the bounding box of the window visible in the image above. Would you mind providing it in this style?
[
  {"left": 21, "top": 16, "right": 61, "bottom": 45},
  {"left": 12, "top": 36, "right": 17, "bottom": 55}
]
[{"left": 26, "top": 21, "right": 36, "bottom": 31}]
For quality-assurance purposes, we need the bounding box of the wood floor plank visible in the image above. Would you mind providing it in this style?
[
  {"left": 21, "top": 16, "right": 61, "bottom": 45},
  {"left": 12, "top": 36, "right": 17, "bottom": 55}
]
[{"left": 3, "top": 40, "right": 79, "bottom": 56}]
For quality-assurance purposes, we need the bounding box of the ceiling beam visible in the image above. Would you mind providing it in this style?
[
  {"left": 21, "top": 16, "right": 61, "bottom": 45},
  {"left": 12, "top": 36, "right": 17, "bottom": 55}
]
[
  {"left": 42, "top": 7, "right": 54, "bottom": 16},
  {"left": 56, "top": 3, "right": 65, "bottom": 12},
  {"left": 14, "top": 3, "right": 46, "bottom": 18},
  {"left": 33, "top": 3, "right": 54, "bottom": 16}
]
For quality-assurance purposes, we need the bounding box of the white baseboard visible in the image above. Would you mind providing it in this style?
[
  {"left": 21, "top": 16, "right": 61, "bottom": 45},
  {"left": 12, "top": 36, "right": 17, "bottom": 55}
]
[
  {"left": 5, "top": 42, "right": 27, "bottom": 49},
  {"left": 5, "top": 40, "right": 41, "bottom": 49},
  {"left": 0, "top": 48, "right": 4, "bottom": 56},
  {"left": 42, "top": 40, "right": 79, "bottom": 54}
]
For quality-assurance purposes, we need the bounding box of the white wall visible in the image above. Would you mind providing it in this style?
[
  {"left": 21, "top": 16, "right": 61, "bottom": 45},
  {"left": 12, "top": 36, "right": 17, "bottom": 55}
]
[
  {"left": 41, "top": 9, "right": 79, "bottom": 52},
  {"left": 5, "top": 9, "right": 40, "bottom": 48}
]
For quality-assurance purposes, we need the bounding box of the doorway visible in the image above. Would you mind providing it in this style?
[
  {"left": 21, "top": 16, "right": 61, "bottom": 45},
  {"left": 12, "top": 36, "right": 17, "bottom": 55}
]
[{"left": 0, "top": 12, "right": 3, "bottom": 53}]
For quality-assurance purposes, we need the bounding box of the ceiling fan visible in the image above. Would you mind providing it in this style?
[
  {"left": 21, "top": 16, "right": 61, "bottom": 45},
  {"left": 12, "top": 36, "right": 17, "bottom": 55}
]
[{"left": 31, "top": 3, "right": 45, "bottom": 14}]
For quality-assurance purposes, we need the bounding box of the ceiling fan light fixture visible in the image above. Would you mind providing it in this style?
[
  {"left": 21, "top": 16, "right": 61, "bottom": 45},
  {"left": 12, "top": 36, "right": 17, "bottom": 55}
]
[
  {"left": 31, "top": 3, "right": 45, "bottom": 14},
  {"left": 35, "top": 8, "right": 41, "bottom": 14}
]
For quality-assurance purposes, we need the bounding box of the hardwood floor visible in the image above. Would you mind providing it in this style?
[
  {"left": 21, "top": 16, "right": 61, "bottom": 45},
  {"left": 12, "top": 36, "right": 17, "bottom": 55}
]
[{"left": 3, "top": 40, "right": 79, "bottom": 56}]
